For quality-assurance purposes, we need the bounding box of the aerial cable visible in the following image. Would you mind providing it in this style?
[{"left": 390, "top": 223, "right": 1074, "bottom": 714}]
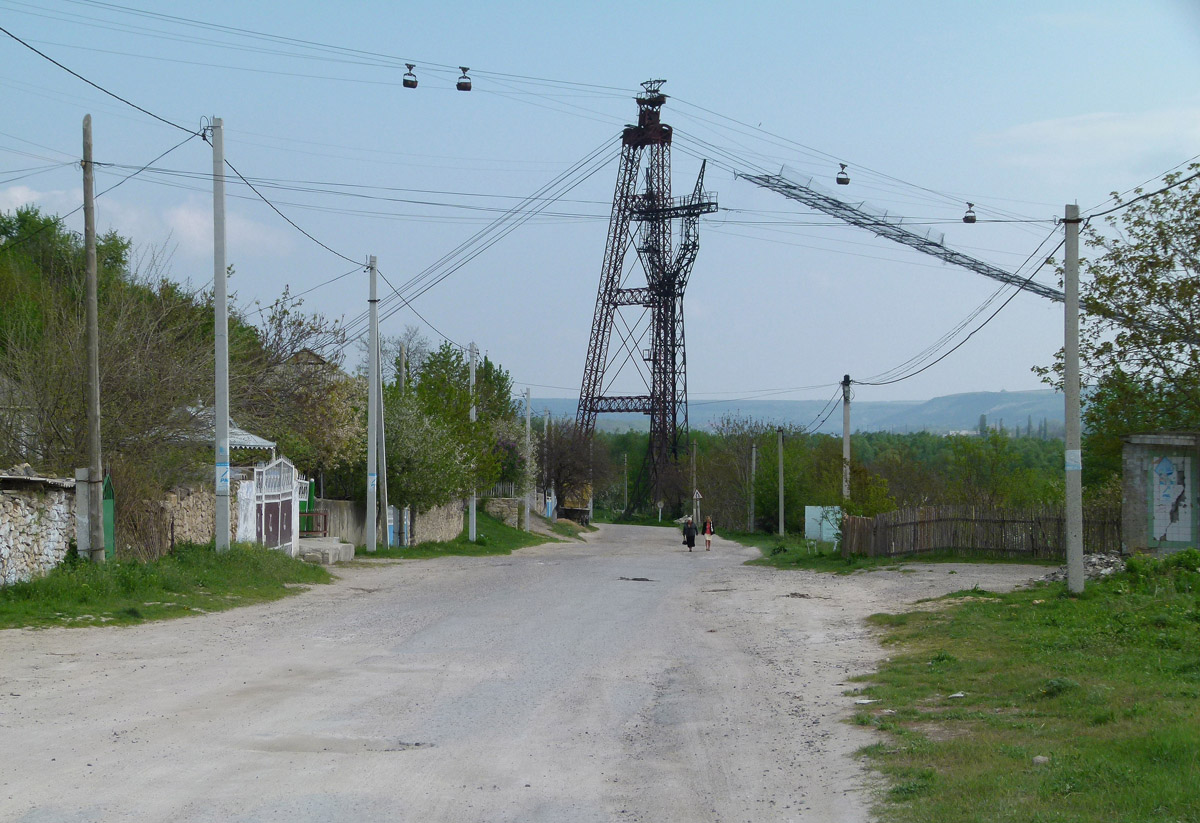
[{"left": 0, "top": 23, "right": 198, "bottom": 135}]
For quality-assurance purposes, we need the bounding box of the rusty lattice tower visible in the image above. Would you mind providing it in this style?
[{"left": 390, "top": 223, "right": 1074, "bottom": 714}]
[{"left": 576, "top": 80, "right": 717, "bottom": 505}]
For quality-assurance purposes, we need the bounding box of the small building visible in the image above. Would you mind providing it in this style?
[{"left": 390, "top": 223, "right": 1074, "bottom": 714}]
[{"left": 1122, "top": 432, "right": 1200, "bottom": 555}]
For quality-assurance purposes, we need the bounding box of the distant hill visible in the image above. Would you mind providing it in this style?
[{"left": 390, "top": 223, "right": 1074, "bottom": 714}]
[{"left": 532, "top": 389, "right": 1065, "bottom": 435}]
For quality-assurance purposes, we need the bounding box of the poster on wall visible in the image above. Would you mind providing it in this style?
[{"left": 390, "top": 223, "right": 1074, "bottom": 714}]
[{"left": 1151, "top": 455, "right": 1193, "bottom": 545}]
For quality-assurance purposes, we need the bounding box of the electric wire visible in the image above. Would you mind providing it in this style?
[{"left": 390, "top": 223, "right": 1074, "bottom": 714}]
[
  {"left": 0, "top": 22, "right": 198, "bottom": 135},
  {"left": 0, "top": 130, "right": 199, "bottom": 253}
]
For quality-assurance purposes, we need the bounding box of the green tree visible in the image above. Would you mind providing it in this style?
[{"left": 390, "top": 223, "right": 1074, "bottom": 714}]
[{"left": 1037, "top": 165, "right": 1200, "bottom": 481}]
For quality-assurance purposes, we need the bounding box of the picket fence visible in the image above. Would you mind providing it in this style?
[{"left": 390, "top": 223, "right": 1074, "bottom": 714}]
[{"left": 841, "top": 504, "right": 1121, "bottom": 559}]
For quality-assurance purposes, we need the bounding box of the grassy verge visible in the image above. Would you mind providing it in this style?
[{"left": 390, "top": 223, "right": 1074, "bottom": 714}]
[
  {"left": 0, "top": 542, "right": 331, "bottom": 629},
  {"left": 850, "top": 549, "right": 1200, "bottom": 823},
  {"left": 355, "top": 511, "right": 554, "bottom": 559},
  {"left": 591, "top": 510, "right": 677, "bottom": 527},
  {"left": 730, "top": 531, "right": 1062, "bottom": 574}
]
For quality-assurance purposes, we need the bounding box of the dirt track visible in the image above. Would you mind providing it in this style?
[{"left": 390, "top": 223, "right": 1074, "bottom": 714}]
[{"left": 0, "top": 524, "right": 1046, "bottom": 822}]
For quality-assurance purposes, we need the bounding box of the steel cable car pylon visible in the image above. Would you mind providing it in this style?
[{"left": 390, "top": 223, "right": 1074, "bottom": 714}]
[{"left": 576, "top": 80, "right": 717, "bottom": 508}]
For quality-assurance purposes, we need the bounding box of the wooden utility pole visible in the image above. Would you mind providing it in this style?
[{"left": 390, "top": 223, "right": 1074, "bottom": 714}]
[
  {"left": 777, "top": 428, "right": 785, "bottom": 536},
  {"left": 1063, "top": 204, "right": 1084, "bottom": 593},
  {"left": 82, "top": 115, "right": 104, "bottom": 563}
]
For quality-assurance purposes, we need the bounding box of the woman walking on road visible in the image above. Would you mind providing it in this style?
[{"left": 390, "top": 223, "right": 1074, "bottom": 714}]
[
  {"left": 683, "top": 517, "right": 697, "bottom": 551},
  {"left": 702, "top": 516, "right": 714, "bottom": 551}
]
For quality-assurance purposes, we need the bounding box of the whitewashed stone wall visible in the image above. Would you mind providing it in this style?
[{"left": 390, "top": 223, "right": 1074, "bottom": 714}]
[
  {"left": 0, "top": 484, "right": 75, "bottom": 585},
  {"left": 484, "top": 497, "right": 521, "bottom": 528},
  {"left": 413, "top": 500, "right": 464, "bottom": 544}
]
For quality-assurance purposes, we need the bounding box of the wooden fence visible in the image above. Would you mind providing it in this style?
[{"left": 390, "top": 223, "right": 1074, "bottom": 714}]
[{"left": 841, "top": 504, "right": 1121, "bottom": 559}]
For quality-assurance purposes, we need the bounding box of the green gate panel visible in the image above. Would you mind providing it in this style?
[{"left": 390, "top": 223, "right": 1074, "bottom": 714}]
[{"left": 102, "top": 475, "right": 115, "bottom": 560}]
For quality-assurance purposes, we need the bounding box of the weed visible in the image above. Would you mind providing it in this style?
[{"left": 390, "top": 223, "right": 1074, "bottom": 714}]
[
  {"left": 856, "top": 552, "right": 1200, "bottom": 822},
  {"left": 0, "top": 542, "right": 330, "bottom": 628}
]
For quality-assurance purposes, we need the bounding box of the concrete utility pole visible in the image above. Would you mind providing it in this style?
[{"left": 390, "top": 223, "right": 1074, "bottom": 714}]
[
  {"left": 82, "top": 115, "right": 104, "bottom": 563},
  {"left": 842, "top": 374, "right": 852, "bottom": 502},
  {"left": 623, "top": 452, "right": 628, "bottom": 514},
  {"left": 1063, "top": 204, "right": 1085, "bottom": 593},
  {"left": 777, "top": 428, "right": 785, "bottom": 536},
  {"left": 524, "top": 388, "right": 532, "bottom": 531},
  {"left": 748, "top": 441, "right": 757, "bottom": 531},
  {"left": 545, "top": 410, "right": 553, "bottom": 517},
  {"left": 376, "top": 333, "right": 388, "bottom": 546},
  {"left": 468, "top": 342, "right": 477, "bottom": 542},
  {"left": 366, "top": 256, "right": 378, "bottom": 553},
  {"left": 691, "top": 440, "right": 698, "bottom": 522},
  {"left": 211, "top": 116, "right": 231, "bottom": 552}
]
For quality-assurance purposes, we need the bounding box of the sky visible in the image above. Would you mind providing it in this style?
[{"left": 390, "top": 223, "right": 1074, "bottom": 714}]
[{"left": 2, "top": 0, "right": 1199, "bottom": 413}]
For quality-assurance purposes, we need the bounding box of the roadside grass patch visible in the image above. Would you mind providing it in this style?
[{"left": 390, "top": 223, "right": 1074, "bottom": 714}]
[
  {"left": 731, "top": 531, "right": 1061, "bottom": 574},
  {"left": 850, "top": 549, "right": 1200, "bottom": 823},
  {"left": 0, "top": 542, "right": 330, "bottom": 629},
  {"left": 355, "top": 511, "right": 554, "bottom": 559},
  {"left": 592, "top": 510, "right": 676, "bottom": 527}
]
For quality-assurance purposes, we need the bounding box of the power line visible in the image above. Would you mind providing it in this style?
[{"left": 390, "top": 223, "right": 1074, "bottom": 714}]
[
  {"left": 0, "top": 130, "right": 199, "bottom": 253},
  {"left": 217, "top": 151, "right": 361, "bottom": 266},
  {"left": 1086, "top": 167, "right": 1200, "bottom": 219},
  {"left": 0, "top": 22, "right": 198, "bottom": 135}
]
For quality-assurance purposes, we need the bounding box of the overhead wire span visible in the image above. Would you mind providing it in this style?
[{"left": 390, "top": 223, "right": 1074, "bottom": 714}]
[
  {"left": 218, "top": 153, "right": 360, "bottom": 266},
  {"left": 0, "top": 22, "right": 198, "bottom": 135},
  {"left": 856, "top": 228, "right": 1065, "bottom": 387},
  {"left": 0, "top": 129, "right": 200, "bottom": 254}
]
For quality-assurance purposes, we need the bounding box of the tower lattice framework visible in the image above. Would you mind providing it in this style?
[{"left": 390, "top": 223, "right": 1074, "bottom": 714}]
[{"left": 576, "top": 80, "right": 717, "bottom": 505}]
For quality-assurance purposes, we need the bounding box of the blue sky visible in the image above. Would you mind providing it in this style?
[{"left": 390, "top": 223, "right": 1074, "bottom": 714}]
[{"left": 2, "top": 0, "right": 1198, "bottom": 409}]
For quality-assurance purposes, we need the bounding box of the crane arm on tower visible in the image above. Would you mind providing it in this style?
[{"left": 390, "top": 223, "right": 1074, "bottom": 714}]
[{"left": 737, "top": 170, "right": 1064, "bottom": 303}]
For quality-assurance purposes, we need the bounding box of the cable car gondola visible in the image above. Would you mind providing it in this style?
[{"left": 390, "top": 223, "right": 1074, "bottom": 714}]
[
  {"left": 403, "top": 64, "right": 418, "bottom": 89},
  {"left": 963, "top": 203, "right": 977, "bottom": 224},
  {"left": 457, "top": 67, "right": 472, "bottom": 92},
  {"left": 836, "top": 163, "right": 850, "bottom": 185}
]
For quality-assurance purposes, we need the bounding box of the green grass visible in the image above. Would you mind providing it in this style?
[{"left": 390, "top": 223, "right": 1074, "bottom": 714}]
[
  {"left": 729, "top": 531, "right": 1062, "bottom": 574},
  {"left": 591, "top": 509, "right": 677, "bottom": 527},
  {"left": 850, "top": 549, "right": 1200, "bottom": 823},
  {"left": 355, "top": 511, "right": 555, "bottom": 559},
  {"left": 0, "top": 542, "right": 331, "bottom": 629}
]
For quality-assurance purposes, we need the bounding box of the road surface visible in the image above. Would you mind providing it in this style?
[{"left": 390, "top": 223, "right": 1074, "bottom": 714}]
[{"left": 0, "top": 524, "right": 1046, "bottom": 822}]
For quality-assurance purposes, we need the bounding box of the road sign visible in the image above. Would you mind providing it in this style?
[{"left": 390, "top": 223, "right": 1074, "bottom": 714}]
[{"left": 693, "top": 489, "right": 703, "bottom": 499}]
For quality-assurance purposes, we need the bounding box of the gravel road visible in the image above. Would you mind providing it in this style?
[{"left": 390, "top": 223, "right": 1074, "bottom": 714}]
[{"left": 0, "top": 525, "right": 1046, "bottom": 822}]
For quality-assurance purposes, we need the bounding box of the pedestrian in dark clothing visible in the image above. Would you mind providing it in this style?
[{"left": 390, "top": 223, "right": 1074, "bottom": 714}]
[{"left": 683, "top": 517, "right": 697, "bottom": 551}]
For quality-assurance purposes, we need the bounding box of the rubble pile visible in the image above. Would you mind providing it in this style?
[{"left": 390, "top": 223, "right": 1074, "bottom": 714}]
[{"left": 1041, "top": 552, "right": 1126, "bottom": 582}]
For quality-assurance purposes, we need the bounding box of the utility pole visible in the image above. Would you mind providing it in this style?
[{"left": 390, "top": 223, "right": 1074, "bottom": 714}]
[
  {"left": 468, "top": 342, "right": 477, "bottom": 542},
  {"left": 524, "top": 388, "right": 532, "bottom": 531},
  {"left": 1063, "top": 204, "right": 1084, "bottom": 594},
  {"left": 544, "top": 410, "right": 553, "bottom": 518},
  {"left": 842, "top": 374, "right": 852, "bottom": 502},
  {"left": 623, "top": 453, "right": 628, "bottom": 514},
  {"left": 376, "top": 333, "right": 388, "bottom": 546},
  {"left": 366, "top": 256, "right": 378, "bottom": 553},
  {"left": 211, "top": 116, "right": 231, "bottom": 552},
  {"left": 82, "top": 115, "right": 104, "bottom": 563},
  {"left": 691, "top": 439, "right": 698, "bottom": 522},
  {"left": 777, "top": 427, "right": 785, "bottom": 536},
  {"left": 399, "top": 342, "right": 408, "bottom": 544},
  {"left": 748, "top": 441, "right": 757, "bottom": 532}
]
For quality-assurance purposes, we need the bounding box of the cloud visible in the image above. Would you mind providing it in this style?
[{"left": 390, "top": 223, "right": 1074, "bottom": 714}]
[
  {"left": 980, "top": 106, "right": 1200, "bottom": 182},
  {"left": 0, "top": 185, "right": 292, "bottom": 260},
  {"left": 0, "top": 184, "right": 82, "bottom": 221},
  {"left": 162, "top": 197, "right": 294, "bottom": 259}
]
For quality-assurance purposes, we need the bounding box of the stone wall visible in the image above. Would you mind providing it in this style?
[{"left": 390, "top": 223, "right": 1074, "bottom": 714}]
[
  {"left": 131, "top": 486, "right": 238, "bottom": 552},
  {"left": 413, "top": 500, "right": 463, "bottom": 545},
  {"left": 0, "top": 478, "right": 75, "bottom": 585},
  {"left": 484, "top": 497, "right": 521, "bottom": 528}
]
